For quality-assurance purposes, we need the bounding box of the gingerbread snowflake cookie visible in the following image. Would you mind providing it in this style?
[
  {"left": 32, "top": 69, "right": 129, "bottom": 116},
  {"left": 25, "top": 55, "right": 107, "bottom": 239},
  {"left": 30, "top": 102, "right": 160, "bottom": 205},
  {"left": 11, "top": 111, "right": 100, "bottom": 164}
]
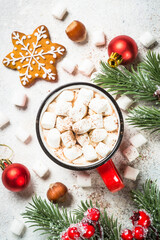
[{"left": 3, "top": 25, "right": 66, "bottom": 87}]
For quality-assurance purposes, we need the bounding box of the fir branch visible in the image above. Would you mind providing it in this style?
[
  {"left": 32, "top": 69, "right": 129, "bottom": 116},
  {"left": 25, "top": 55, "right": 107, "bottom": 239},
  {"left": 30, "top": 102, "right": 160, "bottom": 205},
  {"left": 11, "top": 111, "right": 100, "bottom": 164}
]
[
  {"left": 93, "top": 61, "right": 159, "bottom": 103},
  {"left": 132, "top": 179, "right": 160, "bottom": 239},
  {"left": 22, "top": 195, "right": 77, "bottom": 239},
  {"left": 127, "top": 106, "right": 160, "bottom": 132},
  {"left": 140, "top": 51, "right": 160, "bottom": 85}
]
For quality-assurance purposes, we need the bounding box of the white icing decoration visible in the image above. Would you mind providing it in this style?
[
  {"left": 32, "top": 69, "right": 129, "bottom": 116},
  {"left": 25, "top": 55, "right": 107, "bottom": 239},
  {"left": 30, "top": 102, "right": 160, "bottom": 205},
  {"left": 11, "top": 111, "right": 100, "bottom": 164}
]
[
  {"left": 30, "top": 48, "right": 32, "bottom": 51},
  {"left": 14, "top": 47, "right": 17, "bottom": 50},
  {"left": 35, "top": 73, "right": 38, "bottom": 77},
  {"left": 28, "top": 35, "right": 31, "bottom": 39},
  {"left": 50, "top": 60, "right": 53, "bottom": 64},
  {"left": 17, "top": 66, "right": 21, "bottom": 70},
  {"left": 46, "top": 41, "right": 49, "bottom": 44},
  {"left": 3, "top": 26, "right": 64, "bottom": 85}
]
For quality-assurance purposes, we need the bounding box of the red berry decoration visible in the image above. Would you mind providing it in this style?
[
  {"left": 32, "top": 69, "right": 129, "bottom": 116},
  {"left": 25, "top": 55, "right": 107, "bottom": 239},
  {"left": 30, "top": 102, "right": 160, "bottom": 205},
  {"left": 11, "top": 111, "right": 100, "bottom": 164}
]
[
  {"left": 67, "top": 226, "right": 80, "bottom": 240},
  {"left": 121, "top": 229, "right": 133, "bottom": 240},
  {"left": 61, "top": 232, "right": 70, "bottom": 240},
  {"left": 130, "top": 210, "right": 151, "bottom": 228},
  {"left": 87, "top": 208, "right": 100, "bottom": 221},
  {"left": 132, "top": 226, "right": 147, "bottom": 240},
  {"left": 81, "top": 223, "right": 95, "bottom": 239}
]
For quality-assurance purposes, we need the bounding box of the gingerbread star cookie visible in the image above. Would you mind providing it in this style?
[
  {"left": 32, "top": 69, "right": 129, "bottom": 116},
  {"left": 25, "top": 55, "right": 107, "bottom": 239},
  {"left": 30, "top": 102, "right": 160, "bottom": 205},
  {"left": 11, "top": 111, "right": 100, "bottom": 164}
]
[{"left": 3, "top": 25, "right": 66, "bottom": 87}]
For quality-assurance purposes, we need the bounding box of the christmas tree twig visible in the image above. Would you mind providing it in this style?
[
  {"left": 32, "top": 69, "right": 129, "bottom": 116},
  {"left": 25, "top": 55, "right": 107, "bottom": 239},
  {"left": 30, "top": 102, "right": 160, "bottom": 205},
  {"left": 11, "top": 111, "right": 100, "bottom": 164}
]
[
  {"left": 132, "top": 179, "right": 160, "bottom": 239},
  {"left": 127, "top": 106, "right": 160, "bottom": 133},
  {"left": 93, "top": 51, "right": 160, "bottom": 103}
]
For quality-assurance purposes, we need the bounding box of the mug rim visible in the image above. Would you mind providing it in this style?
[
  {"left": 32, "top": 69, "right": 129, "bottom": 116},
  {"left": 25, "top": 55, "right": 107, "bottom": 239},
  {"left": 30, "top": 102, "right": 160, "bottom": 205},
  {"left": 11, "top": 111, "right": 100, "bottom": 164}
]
[{"left": 36, "top": 82, "right": 124, "bottom": 171}]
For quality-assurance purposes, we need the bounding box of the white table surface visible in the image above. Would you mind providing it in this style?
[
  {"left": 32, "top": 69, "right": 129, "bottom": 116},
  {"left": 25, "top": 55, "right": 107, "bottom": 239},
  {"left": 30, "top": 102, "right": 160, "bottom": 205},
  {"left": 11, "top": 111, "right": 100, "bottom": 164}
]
[{"left": 0, "top": 0, "right": 160, "bottom": 239}]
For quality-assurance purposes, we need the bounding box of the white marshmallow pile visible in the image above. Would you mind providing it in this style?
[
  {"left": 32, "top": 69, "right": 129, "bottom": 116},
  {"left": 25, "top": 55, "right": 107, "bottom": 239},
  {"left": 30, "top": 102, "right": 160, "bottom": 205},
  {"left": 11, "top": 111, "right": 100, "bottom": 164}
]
[
  {"left": 139, "top": 31, "right": 156, "bottom": 48},
  {"left": 123, "top": 145, "right": 139, "bottom": 162},
  {"left": 52, "top": 3, "right": 67, "bottom": 20},
  {"left": 41, "top": 112, "right": 56, "bottom": 129},
  {"left": 0, "top": 111, "right": 9, "bottom": 129},
  {"left": 117, "top": 95, "right": 134, "bottom": 111},
  {"left": 12, "top": 92, "right": 28, "bottom": 108},
  {"left": 77, "top": 172, "right": 91, "bottom": 187},
  {"left": 129, "top": 133, "right": 147, "bottom": 148},
  {"left": 15, "top": 127, "right": 31, "bottom": 144},
  {"left": 124, "top": 166, "right": 140, "bottom": 181},
  {"left": 61, "top": 59, "right": 77, "bottom": 74},
  {"left": 32, "top": 161, "right": 49, "bottom": 178},
  {"left": 78, "top": 59, "right": 95, "bottom": 76},
  {"left": 10, "top": 218, "right": 25, "bottom": 236},
  {"left": 92, "top": 31, "right": 106, "bottom": 46},
  {"left": 41, "top": 87, "right": 119, "bottom": 165}
]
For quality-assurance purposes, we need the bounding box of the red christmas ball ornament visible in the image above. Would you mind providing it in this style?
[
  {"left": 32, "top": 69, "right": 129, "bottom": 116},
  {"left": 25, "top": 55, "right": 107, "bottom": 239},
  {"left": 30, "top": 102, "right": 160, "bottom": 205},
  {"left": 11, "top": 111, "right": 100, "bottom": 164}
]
[
  {"left": 81, "top": 222, "right": 95, "bottom": 239},
  {"left": 86, "top": 208, "right": 100, "bottom": 221},
  {"left": 67, "top": 226, "right": 80, "bottom": 240},
  {"left": 121, "top": 229, "right": 133, "bottom": 240},
  {"left": 108, "top": 35, "right": 138, "bottom": 67},
  {"left": 132, "top": 226, "right": 147, "bottom": 240},
  {"left": 2, "top": 163, "right": 30, "bottom": 192},
  {"left": 130, "top": 210, "right": 151, "bottom": 228},
  {"left": 61, "top": 232, "right": 70, "bottom": 240}
]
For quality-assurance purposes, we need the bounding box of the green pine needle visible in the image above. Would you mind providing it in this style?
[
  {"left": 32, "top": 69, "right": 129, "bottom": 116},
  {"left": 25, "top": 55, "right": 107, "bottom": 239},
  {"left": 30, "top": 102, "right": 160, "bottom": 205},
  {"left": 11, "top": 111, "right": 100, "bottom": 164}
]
[
  {"left": 22, "top": 196, "right": 121, "bottom": 240},
  {"left": 132, "top": 179, "right": 160, "bottom": 239},
  {"left": 93, "top": 60, "right": 158, "bottom": 103},
  {"left": 140, "top": 51, "right": 160, "bottom": 85},
  {"left": 127, "top": 106, "right": 160, "bottom": 132}
]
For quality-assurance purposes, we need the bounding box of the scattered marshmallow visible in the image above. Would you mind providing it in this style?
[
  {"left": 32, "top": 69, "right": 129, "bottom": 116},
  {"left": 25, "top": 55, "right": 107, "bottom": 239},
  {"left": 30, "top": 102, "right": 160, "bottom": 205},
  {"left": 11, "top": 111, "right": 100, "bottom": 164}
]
[
  {"left": 69, "top": 103, "right": 87, "bottom": 122},
  {"left": 117, "top": 95, "right": 134, "bottom": 111},
  {"left": 93, "top": 31, "right": 106, "bottom": 46},
  {"left": 89, "top": 98, "right": 108, "bottom": 113},
  {"left": 89, "top": 114, "right": 103, "bottom": 129},
  {"left": 56, "top": 116, "right": 72, "bottom": 133},
  {"left": 15, "top": 127, "right": 31, "bottom": 143},
  {"left": 73, "top": 119, "right": 91, "bottom": 134},
  {"left": 103, "top": 116, "right": 118, "bottom": 132},
  {"left": 77, "top": 172, "right": 91, "bottom": 187},
  {"left": 12, "top": 92, "right": 28, "bottom": 108},
  {"left": 55, "top": 101, "right": 72, "bottom": 116},
  {"left": 90, "top": 71, "right": 98, "bottom": 80},
  {"left": 0, "top": 111, "right": 9, "bottom": 129},
  {"left": 89, "top": 129, "right": 107, "bottom": 142},
  {"left": 78, "top": 59, "right": 95, "bottom": 76},
  {"left": 32, "top": 161, "right": 49, "bottom": 178},
  {"left": 41, "top": 112, "right": 56, "bottom": 129},
  {"left": 56, "top": 90, "right": 74, "bottom": 102},
  {"left": 83, "top": 145, "right": 97, "bottom": 161},
  {"left": 123, "top": 145, "right": 139, "bottom": 162},
  {"left": 76, "top": 88, "right": 93, "bottom": 106},
  {"left": 61, "top": 130, "right": 76, "bottom": 148},
  {"left": 124, "top": 166, "right": 140, "bottom": 181},
  {"left": 63, "top": 145, "right": 82, "bottom": 161},
  {"left": 46, "top": 128, "right": 61, "bottom": 148},
  {"left": 61, "top": 59, "right": 77, "bottom": 74},
  {"left": 103, "top": 133, "right": 118, "bottom": 148},
  {"left": 10, "top": 218, "right": 25, "bottom": 236},
  {"left": 139, "top": 31, "right": 156, "bottom": 48},
  {"left": 129, "top": 133, "right": 147, "bottom": 148},
  {"left": 52, "top": 3, "right": 67, "bottom": 20},
  {"left": 95, "top": 142, "right": 111, "bottom": 157},
  {"left": 76, "top": 133, "right": 90, "bottom": 146}
]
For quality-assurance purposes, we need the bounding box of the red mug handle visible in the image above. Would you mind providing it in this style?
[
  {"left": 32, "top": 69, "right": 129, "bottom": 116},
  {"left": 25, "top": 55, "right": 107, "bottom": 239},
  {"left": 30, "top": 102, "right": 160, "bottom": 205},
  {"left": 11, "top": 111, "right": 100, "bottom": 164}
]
[{"left": 97, "top": 159, "right": 124, "bottom": 193}]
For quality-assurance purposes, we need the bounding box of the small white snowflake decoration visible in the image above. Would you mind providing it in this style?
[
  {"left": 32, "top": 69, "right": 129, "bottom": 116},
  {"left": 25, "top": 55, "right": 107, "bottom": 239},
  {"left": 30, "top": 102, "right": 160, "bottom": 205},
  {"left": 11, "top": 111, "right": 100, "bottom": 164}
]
[{"left": 3, "top": 25, "right": 66, "bottom": 87}]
